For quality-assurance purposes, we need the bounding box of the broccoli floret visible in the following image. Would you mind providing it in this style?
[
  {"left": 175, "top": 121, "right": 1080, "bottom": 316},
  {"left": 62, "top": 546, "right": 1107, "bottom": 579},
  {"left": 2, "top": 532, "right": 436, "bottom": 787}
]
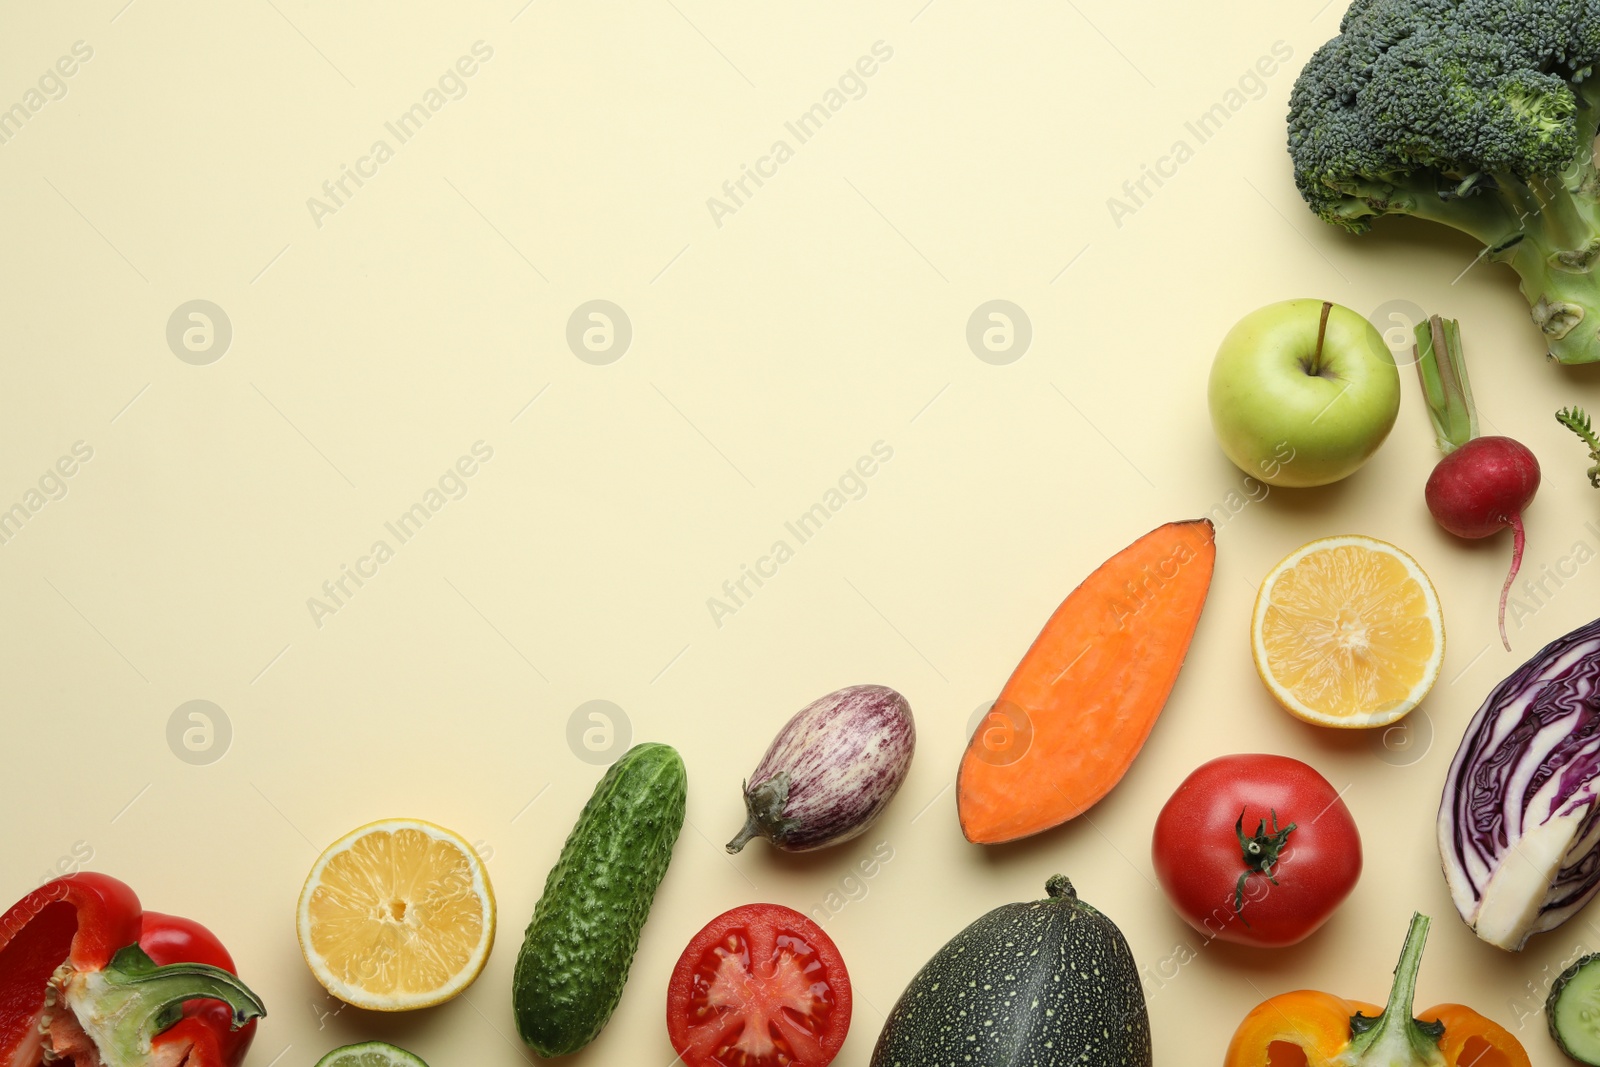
[{"left": 1289, "top": 0, "right": 1600, "bottom": 363}]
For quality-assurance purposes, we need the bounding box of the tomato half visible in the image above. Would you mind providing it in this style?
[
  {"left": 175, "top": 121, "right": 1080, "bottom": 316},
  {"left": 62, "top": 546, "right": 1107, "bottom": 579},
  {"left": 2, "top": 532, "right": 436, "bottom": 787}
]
[
  {"left": 1151, "top": 753, "right": 1362, "bottom": 947},
  {"left": 666, "top": 903, "right": 851, "bottom": 1067}
]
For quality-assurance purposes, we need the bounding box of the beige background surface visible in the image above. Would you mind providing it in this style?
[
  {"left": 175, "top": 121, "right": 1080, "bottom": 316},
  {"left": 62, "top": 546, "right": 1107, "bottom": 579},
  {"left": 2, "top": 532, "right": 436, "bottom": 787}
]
[{"left": 5, "top": 2, "right": 1600, "bottom": 1065}]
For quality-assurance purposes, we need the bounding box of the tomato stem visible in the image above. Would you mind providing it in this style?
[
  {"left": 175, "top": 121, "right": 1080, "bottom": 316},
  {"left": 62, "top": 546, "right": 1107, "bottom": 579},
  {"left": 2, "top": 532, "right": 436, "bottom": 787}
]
[{"left": 1233, "top": 808, "right": 1296, "bottom": 914}]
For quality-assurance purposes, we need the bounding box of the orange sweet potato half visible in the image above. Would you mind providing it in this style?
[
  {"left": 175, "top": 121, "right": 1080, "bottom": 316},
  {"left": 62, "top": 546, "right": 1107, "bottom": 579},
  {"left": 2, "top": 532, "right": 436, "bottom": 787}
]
[{"left": 958, "top": 518, "right": 1216, "bottom": 844}]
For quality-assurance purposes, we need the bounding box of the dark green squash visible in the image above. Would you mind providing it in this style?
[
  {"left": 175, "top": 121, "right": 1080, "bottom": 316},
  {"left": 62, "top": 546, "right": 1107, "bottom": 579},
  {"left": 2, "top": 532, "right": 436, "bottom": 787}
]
[{"left": 870, "top": 875, "right": 1152, "bottom": 1067}]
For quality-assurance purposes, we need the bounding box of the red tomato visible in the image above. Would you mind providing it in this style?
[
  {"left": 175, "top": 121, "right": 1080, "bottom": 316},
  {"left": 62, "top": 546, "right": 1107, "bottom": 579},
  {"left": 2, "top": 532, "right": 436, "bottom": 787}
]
[
  {"left": 666, "top": 903, "right": 851, "bottom": 1067},
  {"left": 1151, "top": 753, "right": 1362, "bottom": 947}
]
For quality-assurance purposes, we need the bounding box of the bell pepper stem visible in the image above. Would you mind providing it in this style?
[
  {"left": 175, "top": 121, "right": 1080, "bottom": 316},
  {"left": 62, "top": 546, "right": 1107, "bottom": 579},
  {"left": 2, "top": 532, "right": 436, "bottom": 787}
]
[
  {"left": 64, "top": 945, "right": 266, "bottom": 1067},
  {"left": 1345, "top": 913, "right": 1447, "bottom": 1065},
  {"left": 1413, "top": 316, "right": 1479, "bottom": 454}
]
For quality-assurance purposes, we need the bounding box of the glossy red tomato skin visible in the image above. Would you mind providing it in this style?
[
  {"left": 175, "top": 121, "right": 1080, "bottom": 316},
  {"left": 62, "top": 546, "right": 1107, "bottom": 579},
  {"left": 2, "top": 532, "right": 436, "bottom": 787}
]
[
  {"left": 666, "top": 903, "right": 852, "bottom": 1067},
  {"left": 1151, "top": 753, "right": 1362, "bottom": 948}
]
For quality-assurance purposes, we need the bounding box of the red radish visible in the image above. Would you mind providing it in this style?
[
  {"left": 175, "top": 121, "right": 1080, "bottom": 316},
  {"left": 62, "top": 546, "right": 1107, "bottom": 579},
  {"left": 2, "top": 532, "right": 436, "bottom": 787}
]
[{"left": 1413, "top": 317, "right": 1541, "bottom": 650}]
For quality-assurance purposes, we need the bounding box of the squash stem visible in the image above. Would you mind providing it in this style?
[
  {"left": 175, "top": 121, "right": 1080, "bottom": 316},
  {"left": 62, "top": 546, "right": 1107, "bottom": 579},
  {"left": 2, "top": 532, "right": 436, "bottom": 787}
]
[{"left": 1413, "top": 316, "right": 1479, "bottom": 453}]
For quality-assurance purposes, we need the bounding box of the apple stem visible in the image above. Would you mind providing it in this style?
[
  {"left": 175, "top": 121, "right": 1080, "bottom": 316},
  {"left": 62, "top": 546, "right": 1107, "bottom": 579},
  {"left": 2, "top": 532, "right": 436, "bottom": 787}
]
[
  {"left": 1307, "top": 300, "right": 1333, "bottom": 377},
  {"left": 1412, "top": 315, "right": 1479, "bottom": 454}
]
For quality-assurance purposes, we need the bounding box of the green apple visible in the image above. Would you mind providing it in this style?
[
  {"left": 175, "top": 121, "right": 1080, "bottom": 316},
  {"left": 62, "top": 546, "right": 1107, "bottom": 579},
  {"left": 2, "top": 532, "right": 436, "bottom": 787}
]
[{"left": 1208, "top": 299, "right": 1400, "bottom": 488}]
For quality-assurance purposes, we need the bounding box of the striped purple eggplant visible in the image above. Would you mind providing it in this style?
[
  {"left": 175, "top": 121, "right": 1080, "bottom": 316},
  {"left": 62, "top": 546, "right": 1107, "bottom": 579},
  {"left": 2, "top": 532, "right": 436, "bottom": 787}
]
[{"left": 726, "top": 683, "right": 916, "bottom": 854}]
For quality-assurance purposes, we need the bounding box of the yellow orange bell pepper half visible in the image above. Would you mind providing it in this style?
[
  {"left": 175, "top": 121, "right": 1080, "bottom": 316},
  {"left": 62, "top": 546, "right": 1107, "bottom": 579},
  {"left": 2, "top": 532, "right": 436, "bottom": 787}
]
[{"left": 1224, "top": 913, "right": 1528, "bottom": 1067}]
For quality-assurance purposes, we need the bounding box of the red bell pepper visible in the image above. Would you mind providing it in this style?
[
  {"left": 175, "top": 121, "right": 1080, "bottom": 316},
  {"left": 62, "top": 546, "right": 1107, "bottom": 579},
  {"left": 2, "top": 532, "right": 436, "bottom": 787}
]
[{"left": 0, "top": 874, "right": 265, "bottom": 1067}]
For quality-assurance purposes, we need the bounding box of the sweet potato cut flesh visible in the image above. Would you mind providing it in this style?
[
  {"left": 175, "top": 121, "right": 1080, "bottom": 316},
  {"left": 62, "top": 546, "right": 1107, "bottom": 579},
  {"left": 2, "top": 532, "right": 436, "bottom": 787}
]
[{"left": 958, "top": 518, "right": 1216, "bottom": 844}]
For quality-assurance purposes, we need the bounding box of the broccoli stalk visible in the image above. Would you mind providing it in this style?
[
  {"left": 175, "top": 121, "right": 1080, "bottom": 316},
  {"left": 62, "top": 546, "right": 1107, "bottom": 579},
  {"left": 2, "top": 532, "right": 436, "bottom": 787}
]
[
  {"left": 1422, "top": 165, "right": 1600, "bottom": 358},
  {"left": 1290, "top": 2, "right": 1600, "bottom": 364}
]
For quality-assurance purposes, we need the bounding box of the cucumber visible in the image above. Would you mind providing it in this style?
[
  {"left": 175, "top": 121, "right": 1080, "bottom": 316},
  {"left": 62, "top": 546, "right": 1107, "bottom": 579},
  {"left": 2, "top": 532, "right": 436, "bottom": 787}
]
[
  {"left": 870, "top": 874, "right": 1151, "bottom": 1067},
  {"left": 512, "top": 742, "right": 687, "bottom": 1058},
  {"left": 1550, "top": 953, "right": 1600, "bottom": 1065}
]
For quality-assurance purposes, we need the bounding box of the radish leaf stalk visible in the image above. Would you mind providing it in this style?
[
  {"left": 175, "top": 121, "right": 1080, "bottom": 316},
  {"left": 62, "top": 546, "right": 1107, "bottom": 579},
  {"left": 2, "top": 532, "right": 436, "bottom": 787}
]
[
  {"left": 1414, "top": 316, "right": 1478, "bottom": 453},
  {"left": 1413, "top": 316, "right": 1541, "bottom": 651}
]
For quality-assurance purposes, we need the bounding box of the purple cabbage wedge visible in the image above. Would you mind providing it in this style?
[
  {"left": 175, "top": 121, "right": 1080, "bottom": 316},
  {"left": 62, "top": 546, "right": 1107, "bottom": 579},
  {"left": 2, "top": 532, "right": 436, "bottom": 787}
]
[
  {"left": 1439, "top": 616, "right": 1600, "bottom": 951},
  {"left": 726, "top": 684, "right": 915, "bottom": 854}
]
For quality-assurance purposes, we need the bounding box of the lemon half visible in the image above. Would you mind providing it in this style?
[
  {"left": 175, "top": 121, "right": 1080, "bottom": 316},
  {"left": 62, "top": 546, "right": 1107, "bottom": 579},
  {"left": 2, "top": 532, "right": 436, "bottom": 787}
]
[
  {"left": 296, "top": 818, "right": 495, "bottom": 1011},
  {"left": 1252, "top": 535, "right": 1444, "bottom": 728}
]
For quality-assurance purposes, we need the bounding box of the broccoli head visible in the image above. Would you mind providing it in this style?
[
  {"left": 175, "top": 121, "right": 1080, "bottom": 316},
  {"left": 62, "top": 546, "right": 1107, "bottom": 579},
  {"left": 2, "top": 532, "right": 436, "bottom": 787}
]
[{"left": 1289, "top": 0, "right": 1600, "bottom": 363}]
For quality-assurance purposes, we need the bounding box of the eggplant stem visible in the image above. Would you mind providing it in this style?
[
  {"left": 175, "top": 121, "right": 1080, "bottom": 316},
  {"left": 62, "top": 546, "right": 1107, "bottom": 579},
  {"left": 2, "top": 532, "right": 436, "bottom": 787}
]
[
  {"left": 1500, "top": 512, "right": 1526, "bottom": 651},
  {"left": 725, "top": 816, "right": 762, "bottom": 854}
]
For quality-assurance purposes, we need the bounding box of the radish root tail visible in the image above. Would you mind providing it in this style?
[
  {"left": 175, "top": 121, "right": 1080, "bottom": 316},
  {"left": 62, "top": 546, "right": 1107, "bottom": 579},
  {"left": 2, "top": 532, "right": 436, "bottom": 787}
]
[{"left": 1499, "top": 513, "right": 1526, "bottom": 652}]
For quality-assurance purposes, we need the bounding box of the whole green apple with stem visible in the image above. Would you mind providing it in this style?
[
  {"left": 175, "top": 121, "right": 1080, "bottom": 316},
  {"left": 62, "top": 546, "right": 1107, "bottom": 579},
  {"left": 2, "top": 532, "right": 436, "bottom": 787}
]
[{"left": 1208, "top": 299, "right": 1401, "bottom": 487}]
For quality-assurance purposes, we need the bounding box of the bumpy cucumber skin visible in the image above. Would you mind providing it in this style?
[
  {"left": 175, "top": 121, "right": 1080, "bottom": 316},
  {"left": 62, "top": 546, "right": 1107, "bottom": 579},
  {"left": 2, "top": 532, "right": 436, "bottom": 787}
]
[
  {"left": 1549, "top": 952, "right": 1600, "bottom": 1065},
  {"left": 513, "top": 742, "right": 687, "bottom": 1058}
]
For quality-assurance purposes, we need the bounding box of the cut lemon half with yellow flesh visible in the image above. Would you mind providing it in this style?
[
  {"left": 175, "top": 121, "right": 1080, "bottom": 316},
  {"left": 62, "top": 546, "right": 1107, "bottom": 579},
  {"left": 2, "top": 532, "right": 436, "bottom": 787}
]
[
  {"left": 1252, "top": 535, "right": 1444, "bottom": 728},
  {"left": 297, "top": 818, "right": 495, "bottom": 1011}
]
